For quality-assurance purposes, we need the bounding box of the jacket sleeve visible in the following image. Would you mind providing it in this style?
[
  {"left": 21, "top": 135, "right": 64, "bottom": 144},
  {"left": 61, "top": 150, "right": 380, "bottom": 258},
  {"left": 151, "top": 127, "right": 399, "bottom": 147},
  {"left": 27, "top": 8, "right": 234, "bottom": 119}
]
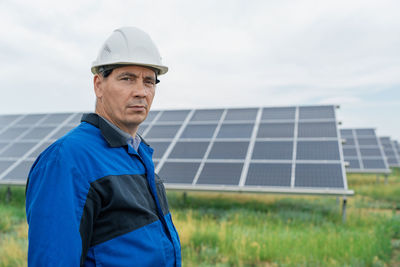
[{"left": 25, "top": 145, "right": 93, "bottom": 266}]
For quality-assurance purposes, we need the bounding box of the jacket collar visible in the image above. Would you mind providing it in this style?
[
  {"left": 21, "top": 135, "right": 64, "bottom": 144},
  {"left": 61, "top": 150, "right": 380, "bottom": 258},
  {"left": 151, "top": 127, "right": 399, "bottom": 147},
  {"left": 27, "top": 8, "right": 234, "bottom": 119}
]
[{"left": 81, "top": 113, "right": 149, "bottom": 148}]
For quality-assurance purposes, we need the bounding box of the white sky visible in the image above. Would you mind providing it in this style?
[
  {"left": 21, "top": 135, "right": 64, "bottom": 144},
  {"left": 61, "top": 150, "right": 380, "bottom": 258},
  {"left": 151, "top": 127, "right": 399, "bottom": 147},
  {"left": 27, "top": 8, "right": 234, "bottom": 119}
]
[{"left": 0, "top": 0, "right": 399, "bottom": 140}]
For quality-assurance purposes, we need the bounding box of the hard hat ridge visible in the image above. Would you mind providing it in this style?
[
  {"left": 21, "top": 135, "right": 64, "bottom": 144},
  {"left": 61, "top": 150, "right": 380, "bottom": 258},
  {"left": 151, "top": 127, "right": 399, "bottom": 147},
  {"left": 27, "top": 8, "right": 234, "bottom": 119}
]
[{"left": 91, "top": 26, "right": 168, "bottom": 75}]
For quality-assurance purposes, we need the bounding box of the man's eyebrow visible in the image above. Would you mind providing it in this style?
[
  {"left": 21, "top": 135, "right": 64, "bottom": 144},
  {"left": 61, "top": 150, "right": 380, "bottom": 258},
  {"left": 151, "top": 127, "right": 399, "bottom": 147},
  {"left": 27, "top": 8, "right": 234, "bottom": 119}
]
[
  {"left": 116, "top": 72, "right": 138, "bottom": 78},
  {"left": 116, "top": 72, "right": 156, "bottom": 81}
]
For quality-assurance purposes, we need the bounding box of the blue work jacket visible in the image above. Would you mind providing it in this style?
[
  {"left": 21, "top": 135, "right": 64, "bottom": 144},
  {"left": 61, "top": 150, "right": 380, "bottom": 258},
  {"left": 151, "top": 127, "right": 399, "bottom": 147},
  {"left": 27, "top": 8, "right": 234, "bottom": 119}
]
[{"left": 26, "top": 113, "right": 181, "bottom": 266}]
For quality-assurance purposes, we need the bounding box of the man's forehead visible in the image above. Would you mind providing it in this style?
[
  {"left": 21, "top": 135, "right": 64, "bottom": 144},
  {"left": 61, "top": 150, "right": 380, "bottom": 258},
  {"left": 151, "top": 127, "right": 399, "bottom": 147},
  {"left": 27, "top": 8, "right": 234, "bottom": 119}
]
[{"left": 113, "top": 65, "right": 156, "bottom": 76}]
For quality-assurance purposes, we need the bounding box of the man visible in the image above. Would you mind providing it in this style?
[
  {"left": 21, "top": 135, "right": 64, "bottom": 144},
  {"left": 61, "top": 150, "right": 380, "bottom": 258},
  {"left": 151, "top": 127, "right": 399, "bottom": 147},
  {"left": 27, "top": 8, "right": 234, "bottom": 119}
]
[{"left": 25, "top": 27, "right": 181, "bottom": 266}]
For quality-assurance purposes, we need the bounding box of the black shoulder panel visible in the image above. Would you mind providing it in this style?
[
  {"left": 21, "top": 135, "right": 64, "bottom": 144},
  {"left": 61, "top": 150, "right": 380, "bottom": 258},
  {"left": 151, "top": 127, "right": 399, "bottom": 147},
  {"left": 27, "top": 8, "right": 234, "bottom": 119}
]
[{"left": 79, "top": 173, "right": 170, "bottom": 265}]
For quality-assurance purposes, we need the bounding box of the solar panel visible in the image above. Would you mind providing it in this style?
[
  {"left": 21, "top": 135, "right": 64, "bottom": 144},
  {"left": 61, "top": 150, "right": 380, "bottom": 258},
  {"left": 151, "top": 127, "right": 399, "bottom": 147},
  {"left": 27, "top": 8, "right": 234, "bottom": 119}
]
[
  {"left": 379, "top": 137, "right": 400, "bottom": 167},
  {"left": 0, "top": 106, "right": 354, "bottom": 196},
  {"left": 0, "top": 112, "right": 80, "bottom": 184},
  {"left": 143, "top": 106, "right": 352, "bottom": 195},
  {"left": 394, "top": 140, "right": 400, "bottom": 156},
  {"left": 340, "top": 128, "right": 390, "bottom": 174}
]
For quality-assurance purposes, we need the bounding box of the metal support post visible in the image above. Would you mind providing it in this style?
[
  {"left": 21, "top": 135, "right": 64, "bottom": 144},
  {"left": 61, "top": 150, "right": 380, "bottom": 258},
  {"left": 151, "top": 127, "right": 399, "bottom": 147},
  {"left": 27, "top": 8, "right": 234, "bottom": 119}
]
[
  {"left": 376, "top": 174, "right": 380, "bottom": 184},
  {"left": 6, "top": 186, "right": 12, "bottom": 203},
  {"left": 182, "top": 191, "right": 187, "bottom": 203},
  {"left": 342, "top": 197, "right": 347, "bottom": 223},
  {"left": 384, "top": 174, "right": 388, "bottom": 185}
]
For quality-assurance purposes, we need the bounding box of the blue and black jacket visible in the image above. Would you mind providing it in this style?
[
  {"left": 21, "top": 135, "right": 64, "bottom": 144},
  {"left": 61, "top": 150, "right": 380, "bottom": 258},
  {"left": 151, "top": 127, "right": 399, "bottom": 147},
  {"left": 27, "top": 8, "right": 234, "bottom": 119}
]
[{"left": 25, "top": 113, "right": 181, "bottom": 266}]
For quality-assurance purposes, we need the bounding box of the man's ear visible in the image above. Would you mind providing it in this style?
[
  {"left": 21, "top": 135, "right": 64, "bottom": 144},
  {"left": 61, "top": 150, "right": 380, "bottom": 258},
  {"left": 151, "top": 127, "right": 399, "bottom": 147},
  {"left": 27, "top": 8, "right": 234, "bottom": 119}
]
[{"left": 93, "top": 74, "right": 104, "bottom": 99}]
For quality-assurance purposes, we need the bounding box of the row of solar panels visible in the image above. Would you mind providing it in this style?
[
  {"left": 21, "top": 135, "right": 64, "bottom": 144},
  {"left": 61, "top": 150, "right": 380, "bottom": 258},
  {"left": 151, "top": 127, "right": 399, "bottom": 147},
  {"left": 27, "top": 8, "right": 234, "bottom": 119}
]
[{"left": 0, "top": 105, "right": 398, "bottom": 196}]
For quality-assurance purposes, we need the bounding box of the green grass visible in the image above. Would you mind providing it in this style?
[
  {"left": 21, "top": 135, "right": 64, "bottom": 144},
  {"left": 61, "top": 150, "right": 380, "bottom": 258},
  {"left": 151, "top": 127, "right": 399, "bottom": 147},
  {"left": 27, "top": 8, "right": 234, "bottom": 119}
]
[
  {"left": 1, "top": 169, "right": 400, "bottom": 266},
  {"left": 0, "top": 186, "right": 27, "bottom": 267}
]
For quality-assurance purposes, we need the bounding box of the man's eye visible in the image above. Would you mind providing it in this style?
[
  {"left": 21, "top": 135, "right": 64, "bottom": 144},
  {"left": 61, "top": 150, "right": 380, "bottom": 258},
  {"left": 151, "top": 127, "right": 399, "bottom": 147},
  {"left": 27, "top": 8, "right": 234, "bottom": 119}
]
[
  {"left": 145, "top": 80, "right": 155, "bottom": 85},
  {"left": 121, "top": 77, "right": 132, "bottom": 81}
]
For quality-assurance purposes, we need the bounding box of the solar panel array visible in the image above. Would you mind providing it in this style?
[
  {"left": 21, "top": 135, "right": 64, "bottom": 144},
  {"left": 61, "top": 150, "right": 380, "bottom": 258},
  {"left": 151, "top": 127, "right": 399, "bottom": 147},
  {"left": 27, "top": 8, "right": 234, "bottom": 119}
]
[
  {"left": 379, "top": 137, "right": 400, "bottom": 167},
  {"left": 139, "top": 105, "right": 352, "bottom": 195},
  {"left": 340, "top": 129, "right": 390, "bottom": 174},
  {"left": 0, "top": 106, "right": 353, "bottom": 195}
]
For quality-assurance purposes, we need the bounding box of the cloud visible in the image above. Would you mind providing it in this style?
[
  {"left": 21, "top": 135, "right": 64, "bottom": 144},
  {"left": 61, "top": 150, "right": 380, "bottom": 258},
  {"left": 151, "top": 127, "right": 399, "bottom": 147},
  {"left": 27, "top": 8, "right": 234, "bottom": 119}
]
[{"left": 0, "top": 0, "right": 399, "bottom": 140}]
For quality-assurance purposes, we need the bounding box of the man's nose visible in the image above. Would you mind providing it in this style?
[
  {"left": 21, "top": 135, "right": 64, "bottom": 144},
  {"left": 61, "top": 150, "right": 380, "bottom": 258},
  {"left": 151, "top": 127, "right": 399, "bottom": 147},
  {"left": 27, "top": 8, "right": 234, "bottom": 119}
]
[{"left": 133, "top": 80, "right": 147, "bottom": 97}]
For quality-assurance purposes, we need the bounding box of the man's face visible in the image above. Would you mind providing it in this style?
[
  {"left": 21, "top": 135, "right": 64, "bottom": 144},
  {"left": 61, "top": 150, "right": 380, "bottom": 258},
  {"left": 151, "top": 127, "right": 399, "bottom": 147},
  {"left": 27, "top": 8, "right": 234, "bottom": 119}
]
[{"left": 94, "top": 65, "right": 157, "bottom": 134}]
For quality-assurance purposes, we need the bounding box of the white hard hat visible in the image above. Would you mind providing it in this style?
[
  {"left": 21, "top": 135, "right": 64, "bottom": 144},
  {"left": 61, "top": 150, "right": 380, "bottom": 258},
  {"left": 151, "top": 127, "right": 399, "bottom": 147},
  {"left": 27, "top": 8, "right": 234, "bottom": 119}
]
[{"left": 91, "top": 27, "right": 168, "bottom": 75}]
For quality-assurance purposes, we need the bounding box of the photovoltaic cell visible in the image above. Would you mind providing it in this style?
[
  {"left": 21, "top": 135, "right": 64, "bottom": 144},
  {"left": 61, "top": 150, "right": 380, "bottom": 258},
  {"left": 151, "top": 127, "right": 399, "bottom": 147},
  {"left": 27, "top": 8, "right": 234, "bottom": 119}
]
[
  {"left": 15, "top": 114, "right": 45, "bottom": 125},
  {"left": 357, "top": 138, "right": 378, "bottom": 146},
  {"left": 4, "top": 160, "right": 34, "bottom": 181},
  {"left": 344, "top": 138, "right": 355, "bottom": 146},
  {"left": 137, "top": 125, "right": 148, "bottom": 135},
  {"left": 299, "top": 106, "right": 335, "bottom": 120},
  {"left": 158, "top": 110, "right": 189, "bottom": 122},
  {"left": 224, "top": 108, "right": 258, "bottom": 121},
  {"left": 169, "top": 142, "right": 209, "bottom": 159},
  {"left": 68, "top": 113, "right": 83, "bottom": 125},
  {"left": 347, "top": 160, "right": 360, "bottom": 169},
  {"left": 22, "top": 127, "right": 55, "bottom": 140},
  {"left": 355, "top": 129, "right": 375, "bottom": 136},
  {"left": 197, "top": 163, "right": 243, "bottom": 185},
  {"left": 362, "top": 159, "right": 386, "bottom": 169},
  {"left": 144, "top": 111, "right": 159, "bottom": 122},
  {"left": 208, "top": 141, "right": 249, "bottom": 159},
  {"left": 0, "top": 127, "right": 29, "bottom": 141},
  {"left": 343, "top": 148, "right": 357, "bottom": 157},
  {"left": 298, "top": 122, "right": 337, "bottom": 138},
  {"left": 359, "top": 148, "right": 382, "bottom": 157},
  {"left": 217, "top": 123, "right": 254, "bottom": 138},
  {"left": 148, "top": 141, "right": 170, "bottom": 159},
  {"left": 0, "top": 142, "right": 37, "bottom": 158},
  {"left": 0, "top": 160, "right": 14, "bottom": 173},
  {"left": 40, "top": 113, "right": 71, "bottom": 125},
  {"left": 145, "top": 125, "right": 180, "bottom": 139},
  {"left": 181, "top": 124, "right": 217, "bottom": 138},
  {"left": 49, "top": 126, "right": 76, "bottom": 140},
  {"left": 261, "top": 107, "right": 295, "bottom": 120},
  {"left": 340, "top": 129, "right": 353, "bottom": 136},
  {"left": 252, "top": 141, "right": 293, "bottom": 160},
  {"left": 257, "top": 123, "right": 294, "bottom": 138},
  {"left": 190, "top": 109, "right": 223, "bottom": 122},
  {"left": 158, "top": 162, "right": 199, "bottom": 184},
  {"left": 296, "top": 141, "right": 340, "bottom": 160},
  {"left": 295, "top": 164, "right": 343, "bottom": 188},
  {"left": 245, "top": 163, "right": 292, "bottom": 186},
  {"left": 0, "top": 115, "right": 21, "bottom": 126}
]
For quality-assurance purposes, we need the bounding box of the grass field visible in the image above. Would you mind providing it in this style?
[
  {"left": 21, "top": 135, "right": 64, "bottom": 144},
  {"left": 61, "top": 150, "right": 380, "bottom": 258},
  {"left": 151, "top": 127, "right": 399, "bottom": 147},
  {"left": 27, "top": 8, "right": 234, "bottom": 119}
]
[{"left": 1, "top": 169, "right": 400, "bottom": 266}]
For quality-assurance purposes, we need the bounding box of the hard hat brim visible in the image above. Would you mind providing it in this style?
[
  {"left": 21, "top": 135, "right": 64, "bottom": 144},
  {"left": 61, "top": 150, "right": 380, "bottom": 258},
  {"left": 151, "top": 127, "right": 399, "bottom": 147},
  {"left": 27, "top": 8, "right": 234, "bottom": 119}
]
[{"left": 91, "top": 62, "right": 168, "bottom": 75}]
